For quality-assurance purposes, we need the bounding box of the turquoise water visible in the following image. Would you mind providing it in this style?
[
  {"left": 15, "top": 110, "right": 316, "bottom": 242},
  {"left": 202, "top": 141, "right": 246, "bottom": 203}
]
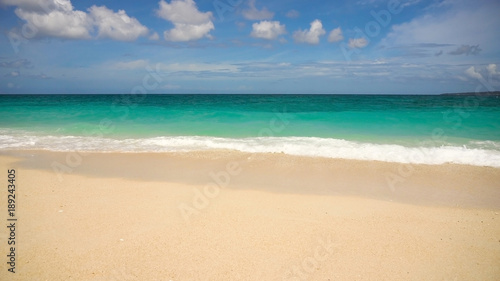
[{"left": 1, "top": 94, "right": 500, "bottom": 166}]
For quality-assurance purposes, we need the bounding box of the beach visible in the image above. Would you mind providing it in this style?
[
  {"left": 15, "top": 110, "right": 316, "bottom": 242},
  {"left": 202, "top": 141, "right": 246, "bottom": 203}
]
[
  {"left": 1, "top": 151, "right": 499, "bottom": 280},
  {"left": 2, "top": 0, "right": 500, "bottom": 279}
]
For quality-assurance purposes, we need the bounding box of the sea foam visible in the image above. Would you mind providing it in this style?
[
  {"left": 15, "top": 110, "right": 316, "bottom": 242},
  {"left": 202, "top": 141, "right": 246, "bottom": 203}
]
[{"left": 1, "top": 131, "right": 500, "bottom": 167}]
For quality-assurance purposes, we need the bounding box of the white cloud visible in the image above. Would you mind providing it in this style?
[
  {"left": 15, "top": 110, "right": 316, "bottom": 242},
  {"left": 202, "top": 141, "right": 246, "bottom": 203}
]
[
  {"left": 0, "top": 59, "right": 32, "bottom": 68},
  {"left": 112, "top": 60, "right": 149, "bottom": 70},
  {"left": 250, "top": 20, "right": 286, "bottom": 40},
  {"left": 328, "top": 27, "right": 343, "bottom": 43},
  {"left": 33, "top": 73, "right": 50, "bottom": 79},
  {"left": 461, "top": 64, "right": 500, "bottom": 85},
  {"left": 348, "top": 38, "right": 368, "bottom": 48},
  {"left": 149, "top": 32, "right": 160, "bottom": 41},
  {"left": 465, "top": 66, "right": 483, "bottom": 80},
  {"left": 486, "top": 64, "right": 498, "bottom": 76},
  {"left": 156, "top": 0, "right": 214, "bottom": 42},
  {"left": 242, "top": 0, "right": 274, "bottom": 20},
  {"left": 89, "top": 6, "right": 148, "bottom": 41},
  {"left": 156, "top": 0, "right": 211, "bottom": 24},
  {"left": 2, "top": 0, "right": 148, "bottom": 41},
  {"left": 379, "top": 1, "right": 500, "bottom": 54},
  {"left": 13, "top": 0, "right": 92, "bottom": 39},
  {"left": 163, "top": 22, "right": 214, "bottom": 42},
  {"left": 293, "top": 19, "right": 325, "bottom": 45},
  {"left": 285, "top": 9, "right": 299, "bottom": 19}
]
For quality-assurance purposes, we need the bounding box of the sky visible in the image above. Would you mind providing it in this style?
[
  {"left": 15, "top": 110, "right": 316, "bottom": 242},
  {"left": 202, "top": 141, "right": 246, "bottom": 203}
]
[{"left": 0, "top": 0, "right": 499, "bottom": 94}]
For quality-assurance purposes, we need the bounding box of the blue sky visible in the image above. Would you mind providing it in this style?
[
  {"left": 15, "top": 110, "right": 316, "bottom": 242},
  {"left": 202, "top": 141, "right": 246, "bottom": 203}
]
[{"left": 0, "top": 0, "right": 499, "bottom": 94}]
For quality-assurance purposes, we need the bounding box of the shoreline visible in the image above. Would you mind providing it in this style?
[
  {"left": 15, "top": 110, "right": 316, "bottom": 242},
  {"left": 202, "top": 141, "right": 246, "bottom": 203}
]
[
  {"left": 1, "top": 135, "right": 500, "bottom": 168},
  {"left": 1, "top": 150, "right": 499, "bottom": 280}
]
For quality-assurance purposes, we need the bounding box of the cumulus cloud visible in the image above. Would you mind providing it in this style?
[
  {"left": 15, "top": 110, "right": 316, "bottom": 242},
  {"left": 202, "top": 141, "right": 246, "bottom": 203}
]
[
  {"left": 463, "top": 64, "right": 500, "bottom": 84},
  {"left": 293, "top": 19, "right": 325, "bottom": 45},
  {"left": 250, "top": 20, "right": 286, "bottom": 40},
  {"left": 348, "top": 37, "right": 368, "bottom": 48},
  {"left": 242, "top": 0, "right": 274, "bottom": 20},
  {"left": 163, "top": 22, "right": 214, "bottom": 42},
  {"left": 465, "top": 66, "right": 483, "bottom": 80},
  {"left": 487, "top": 64, "right": 498, "bottom": 76},
  {"left": 156, "top": 0, "right": 211, "bottom": 25},
  {"left": 156, "top": 0, "right": 214, "bottom": 42},
  {"left": 13, "top": 0, "right": 93, "bottom": 39},
  {"left": 89, "top": 6, "right": 148, "bottom": 41},
  {"left": 149, "top": 32, "right": 160, "bottom": 40},
  {"left": 1, "top": 0, "right": 148, "bottom": 41},
  {"left": 448, "top": 44, "right": 481, "bottom": 56},
  {"left": 328, "top": 27, "right": 343, "bottom": 43},
  {"left": 285, "top": 9, "right": 299, "bottom": 19}
]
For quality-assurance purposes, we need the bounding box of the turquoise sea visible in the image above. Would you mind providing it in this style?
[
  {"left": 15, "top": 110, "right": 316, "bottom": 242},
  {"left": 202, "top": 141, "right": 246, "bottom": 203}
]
[{"left": 1, "top": 94, "right": 500, "bottom": 167}]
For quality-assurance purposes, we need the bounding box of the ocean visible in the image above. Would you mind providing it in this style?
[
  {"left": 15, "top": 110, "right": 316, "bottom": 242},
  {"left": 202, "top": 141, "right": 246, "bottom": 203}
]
[{"left": 1, "top": 94, "right": 500, "bottom": 167}]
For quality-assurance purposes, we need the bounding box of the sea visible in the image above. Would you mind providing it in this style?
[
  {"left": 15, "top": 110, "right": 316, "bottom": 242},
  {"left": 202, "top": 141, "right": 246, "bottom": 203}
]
[{"left": 1, "top": 94, "right": 500, "bottom": 167}]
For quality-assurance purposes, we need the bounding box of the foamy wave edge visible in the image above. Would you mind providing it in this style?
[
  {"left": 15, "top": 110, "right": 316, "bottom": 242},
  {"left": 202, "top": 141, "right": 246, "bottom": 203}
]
[{"left": 1, "top": 134, "right": 500, "bottom": 167}]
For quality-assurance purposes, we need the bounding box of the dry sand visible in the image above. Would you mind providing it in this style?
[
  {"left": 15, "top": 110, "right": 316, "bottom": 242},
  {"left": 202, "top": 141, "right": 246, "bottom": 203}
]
[{"left": 0, "top": 151, "right": 499, "bottom": 280}]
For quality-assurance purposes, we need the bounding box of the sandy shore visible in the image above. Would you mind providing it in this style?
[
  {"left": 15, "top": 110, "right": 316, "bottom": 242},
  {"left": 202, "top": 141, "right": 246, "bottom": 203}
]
[{"left": 0, "top": 151, "right": 499, "bottom": 280}]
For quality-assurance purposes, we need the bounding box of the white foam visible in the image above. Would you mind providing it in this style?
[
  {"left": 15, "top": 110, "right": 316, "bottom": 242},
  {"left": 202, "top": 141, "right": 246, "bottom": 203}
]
[{"left": 1, "top": 131, "right": 500, "bottom": 167}]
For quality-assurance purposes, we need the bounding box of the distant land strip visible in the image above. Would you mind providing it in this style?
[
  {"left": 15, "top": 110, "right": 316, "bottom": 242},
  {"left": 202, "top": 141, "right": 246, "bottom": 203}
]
[{"left": 441, "top": 91, "right": 500, "bottom": 96}]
